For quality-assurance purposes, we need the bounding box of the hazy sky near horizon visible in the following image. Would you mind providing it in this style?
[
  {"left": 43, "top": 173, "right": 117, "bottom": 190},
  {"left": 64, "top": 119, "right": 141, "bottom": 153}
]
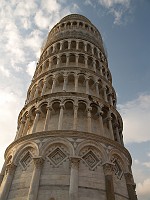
[{"left": 0, "top": 0, "right": 150, "bottom": 199}]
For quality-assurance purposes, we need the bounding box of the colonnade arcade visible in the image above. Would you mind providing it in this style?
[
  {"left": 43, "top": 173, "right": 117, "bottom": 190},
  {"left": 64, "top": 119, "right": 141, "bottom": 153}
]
[
  {"left": 0, "top": 138, "right": 134, "bottom": 200},
  {"left": 34, "top": 39, "right": 110, "bottom": 81},
  {"left": 27, "top": 71, "right": 116, "bottom": 106},
  {"left": 17, "top": 97, "right": 123, "bottom": 145},
  {"left": 49, "top": 16, "right": 100, "bottom": 38}
]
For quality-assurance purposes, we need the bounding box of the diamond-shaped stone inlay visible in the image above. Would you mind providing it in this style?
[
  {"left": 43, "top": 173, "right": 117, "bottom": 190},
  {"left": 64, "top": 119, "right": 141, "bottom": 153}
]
[
  {"left": 47, "top": 148, "right": 67, "bottom": 166},
  {"left": 20, "top": 151, "right": 32, "bottom": 169},
  {"left": 82, "top": 150, "right": 99, "bottom": 169},
  {"left": 113, "top": 160, "right": 123, "bottom": 179}
]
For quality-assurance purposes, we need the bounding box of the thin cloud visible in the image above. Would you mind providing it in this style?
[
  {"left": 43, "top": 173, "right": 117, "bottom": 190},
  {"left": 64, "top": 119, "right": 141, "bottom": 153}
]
[
  {"left": 137, "top": 179, "right": 150, "bottom": 200},
  {"left": 118, "top": 94, "right": 150, "bottom": 143}
]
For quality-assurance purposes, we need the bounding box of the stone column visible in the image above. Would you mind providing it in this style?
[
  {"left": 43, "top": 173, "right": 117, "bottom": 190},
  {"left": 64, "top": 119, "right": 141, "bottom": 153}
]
[
  {"left": 109, "top": 93, "right": 113, "bottom": 106},
  {"left": 95, "top": 82, "right": 100, "bottom": 97},
  {"left": 120, "top": 132, "right": 124, "bottom": 146},
  {"left": 85, "top": 55, "right": 88, "bottom": 68},
  {"left": 57, "top": 55, "right": 60, "bottom": 67},
  {"left": 69, "top": 157, "right": 80, "bottom": 200},
  {"left": 84, "top": 43, "right": 87, "bottom": 52},
  {"left": 60, "top": 42, "right": 63, "bottom": 50},
  {"left": 0, "top": 163, "right": 17, "bottom": 200},
  {"left": 114, "top": 123, "right": 121, "bottom": 144},
  {"left": 87, "top": 107, "right": 92, "bottom": 132},
  {"left": 124, "top": 173, "right": 137, "bottom": 200},
  {"left": 75, "top": 75, "right": 79, "bottom": 92},
  {"left": 43, "top": 106, "right": 52, "bottom": 131},
  {"left": 51, "top": 76, "right": 56, "bottom": 93},
  {"left": 58, "top": 104, "right": 64, "bottom": 130},
  {"left": 103, "top": 163, "right": 115, "bottom": 200},
  {"left": 63, "top": 75, "right": 68, "bottom": 91},
  {"left": 98, "top": 106, "right": 104, "bottom": 136},
  {"left": 93, "top": 60, "right": 96, "bottom": 72},
  {"left": 103, "top": 87, "right": 108, "bottom": 102},
  {"left": 22, "top": 115, "right": 30, "bottom": 136},
  {"left": 49, "top": 59, "right": 52, "bottom": 70},
  {"left": 0, "top": 161, "right": 6, "bottom": 185},
  {"left": 107, "top": 112, "right": 114, "bottom": 140},
  {"left": 75, "top": 54, "right": 79, "bottom": 66},
  {"left": 27, "top": 157, "right": 44, "bottom": 200},
  {"left": 16, "top": 118, "right": 25, "bottom": 138},
  {"left": 73, "top": 105, "right": 78, "bottom": 130},
  {"left": 32, "top": 110, "right": 41, "bottom": 133},
  {"left": 66, "top": 54, "right": 69, "bottom": 66},
  {"left": 85, "top": 78, "right": 89, "bottom": 94},
  {"left": 76, "top": 41, "right": 79, "bottom": 50},
  {"left": 41, "top": 79, "right": 47, "bottom": 96},
  {"left": 68, "top": 41, "right": 71, "bottom": 49},
  {"left": 34, "top": 86, "right": 39, "bottom": 98}
]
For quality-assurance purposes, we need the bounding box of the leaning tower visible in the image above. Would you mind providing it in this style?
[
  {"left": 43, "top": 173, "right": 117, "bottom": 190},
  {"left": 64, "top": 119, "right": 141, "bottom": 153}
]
[{"left": 0, "top": 14, "right": 137, "bottom": 200}]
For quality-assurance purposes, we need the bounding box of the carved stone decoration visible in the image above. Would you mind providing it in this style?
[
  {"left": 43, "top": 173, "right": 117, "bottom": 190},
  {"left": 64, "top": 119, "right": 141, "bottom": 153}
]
[
  {"left": 124, "top": 172, "right": 134, "bottom": 185},
  {"left": 20, "top": 151, "right": 32, "bottom": 170},
  {"left": 33, "top": 157, "right": 44, "bottom": 169},
  {"left": 0, "top": 13, "right": 137, "bottom": 200},
  {"left": 82, "top": 150, "right": 101, "bottom": 170},
  {"left": 47, "top": 147, "right": 67, "bottom": 167},
  {"left": 5, "top": 163, "right": 17, "bottom": 175},
  {"left": 70, "top": 157, "right": 80, "bottom": 169},
  {"left": 103, "top": 162, "right": 114, "bottom": 176}
]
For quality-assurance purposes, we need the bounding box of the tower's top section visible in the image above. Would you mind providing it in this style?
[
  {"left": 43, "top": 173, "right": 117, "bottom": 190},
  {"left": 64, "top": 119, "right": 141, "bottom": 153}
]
[
  {"left": 60, "top": 14, "right": 92, "bottom": 23},
  {"left": 44, "top": 13, "right": 105, "bottom": 56}
]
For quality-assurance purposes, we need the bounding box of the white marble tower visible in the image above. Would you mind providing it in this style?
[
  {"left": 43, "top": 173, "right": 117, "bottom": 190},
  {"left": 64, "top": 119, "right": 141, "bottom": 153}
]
[{"left": 0, "top": 14, "right": 137, "bottom": 200}]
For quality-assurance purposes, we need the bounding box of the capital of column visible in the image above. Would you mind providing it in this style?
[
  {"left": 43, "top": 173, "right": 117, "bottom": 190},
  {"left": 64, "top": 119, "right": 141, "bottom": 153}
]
[
  {"left": 103, "top": 162, "right": 114, "bottom": 176},
  {"left": 124, "top": 172, "right": 135, "bottom": 185},
  {"left": 46, "top": 105, "right": 52, "bottom": 111},
  {"left": 74, "top": 105, "right": 78, "bottom": 110},
  {"left": 70, "top": 157, "right": 80, "bottom": 169},
  {"left": 33, "top": 157, "right": 44, "bottom": 169},
  {"left": 6, "top": 163, "right": 17, "bottom": 175},
  {"left": 60, "top": 103, "right": 65, "bottom": 109},
  {"left": 113, "top": 122, "right": 119, "bottom": 129},
  {"left": 35, "top": 109, "right": 41, "bottom": 115}
]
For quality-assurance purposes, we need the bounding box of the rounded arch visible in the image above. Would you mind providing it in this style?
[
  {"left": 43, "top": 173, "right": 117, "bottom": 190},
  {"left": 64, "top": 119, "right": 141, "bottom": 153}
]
[
  {"left": 40, "top": 138, "right": 74, "bottom": 157},
  {"left": 13, "top": 141, "right": 39, "bottom": 164},
  {"left": 109, "top": 148, "right": 129, "bottom": 172},
  {"left": 76, "top": 140, "right": 108, "bottom": 163}
]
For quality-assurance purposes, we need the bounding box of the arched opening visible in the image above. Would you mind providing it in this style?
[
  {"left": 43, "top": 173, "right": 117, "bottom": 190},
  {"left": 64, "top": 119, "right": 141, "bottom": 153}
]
[
  {"left": 87, "top": 43, "right": 92, "bottom": 54},
  {"left": 77, "top": 101, "right": 87, "bottom": 132},
  {"left": 79, "top": 41, "right": 84, "bottom": 51},
  {"left": 69, "top": 54, "right": 76, "bottom": 63},
  {"left": 61, "top": 54, "right": 66, "bottom": 64},
  {"left": 85, "top": 24, "right": 89, "bottom": 30},
  {"left": 78, "top": 74, "right": 85, "bottom": 93},
  {"left": 62, "top": 101, "right": 74, "bottom": 130},
  {"left": 63, "top": 41, "right": 68, "bottom": 50},
  {"left": 55, "top": 74, "right": 64, "bottom": 92},
  {"left": 45, "top": 76, "right": 53, "bottom": 94},
  {"left": 71, "top": 41, "right": 76, "bottom": 49},
  {"left": 91, "top": 103, "right": 99, "bottom": 134},
  {"left": 79, "top": 22, "right": 83, "bottom": 27},
  {"left": 67, "top": 74, "right": 75, "bottom": 91},
  {"left": 49, "top": 101, "right": 60, "bottom": 130},
  {"left": 66, "top": 21, "right": 71, "bottom": 28},
  {"left": 78, "top": 54, "right": 85, "bottom": 65},
  {"left": 87, "top": 56, "right": 93, "bottom": 70},
  {"left": 72, "top": 21, "right": 77, "bottom": 26},
  {"left": 89, "top": 78, "right": 95, "bottom": 96},
  {"left": 52, "top": 56, "right": 57, "bottom": 66}
]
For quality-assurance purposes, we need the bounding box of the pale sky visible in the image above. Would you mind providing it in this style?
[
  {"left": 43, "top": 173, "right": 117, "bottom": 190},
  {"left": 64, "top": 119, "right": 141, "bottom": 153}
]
[{"left": 0, "top": 1, "right": 150, "bottom": 199}]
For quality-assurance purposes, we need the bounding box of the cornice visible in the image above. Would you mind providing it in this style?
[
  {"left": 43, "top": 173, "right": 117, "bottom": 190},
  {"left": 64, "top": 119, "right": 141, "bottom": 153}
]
[{"left": 5, "top": 130, "right": 132, "bottom": 164}]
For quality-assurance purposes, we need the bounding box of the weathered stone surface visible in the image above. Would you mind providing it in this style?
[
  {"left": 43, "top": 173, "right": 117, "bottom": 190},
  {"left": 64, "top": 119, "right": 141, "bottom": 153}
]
[{"left": 0, "top": 14, "right": 137, "bottom": 200}]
